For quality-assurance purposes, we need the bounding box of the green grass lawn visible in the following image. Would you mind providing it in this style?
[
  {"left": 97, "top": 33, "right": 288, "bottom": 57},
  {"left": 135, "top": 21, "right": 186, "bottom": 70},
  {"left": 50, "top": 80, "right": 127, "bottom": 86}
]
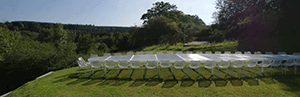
[{"left": 7, "top": 63, "right": 300, "bottom": 97}]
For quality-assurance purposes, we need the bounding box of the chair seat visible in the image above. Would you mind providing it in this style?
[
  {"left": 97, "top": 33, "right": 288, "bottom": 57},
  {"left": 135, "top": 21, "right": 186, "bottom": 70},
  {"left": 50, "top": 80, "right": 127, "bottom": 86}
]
[
  {"left": 118, "top": 65, "right": 129, "bottom": 68},
  {"left": 105, "top": 66, "right": 116, "bottom": 68},
  {"left": 146, "top": 65, "right": 156, "bottom": 69},
  {"left": 131, "top": 65, "right": 142, "bottom": 68},
  {"left": 258, "top": 64, "right": 271, "bottom": 67},
  {"left": 218, "top": 65, "right": 229, "bottom": 68},
  {"left": 231, "top": 65, "right": 243, "bottom": 68},
  {"left": 174, "top": 66, "right": 185, "bottom": 69},
  {"left": 160, "top": 65, "right": 171, "bottom": 68},
  {"left": 204, "top": 66, "right": 215, "bottom": 69},
  {"left": 270, "top": 64, "right": 281, "bottom": 67},
  {"left": 188, "top": 65, "right": 200, "bottom": 69},
  {"left": 91, "top": 66, "right": 101, "bottom": 68},
  {"left": 245, "top": 64, "right": 256, "bottom": 67}
]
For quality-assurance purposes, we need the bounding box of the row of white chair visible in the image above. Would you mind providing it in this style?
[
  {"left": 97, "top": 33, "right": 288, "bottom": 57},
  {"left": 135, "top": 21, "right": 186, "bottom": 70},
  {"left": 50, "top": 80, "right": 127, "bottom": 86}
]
[
  {"left": 91, "top": 51, "right": 299, "bottom": 57},
  {"left": 77, "top": 57, "right": 300, "bottom": 78}
]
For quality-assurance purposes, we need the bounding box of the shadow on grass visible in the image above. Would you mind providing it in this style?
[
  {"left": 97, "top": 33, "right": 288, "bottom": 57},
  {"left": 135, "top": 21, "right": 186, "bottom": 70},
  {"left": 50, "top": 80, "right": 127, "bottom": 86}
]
[
  {"left": 66, "top": 78, "right": 90, "bottom": 85},
  {"left": 81, "top": 78, "right": 105, "bottom": 86},
  {"left": 228, "top": 77, "right": 243, "bottom": 86},
  {"left": 129, "top": 79, "right": 148, "bottom": 87},
  {"left": 180, "top": 78, "right": 195, "bottom": 87},
  {"left": 162, "top": 79, "right": 178, "bottom": 88},
  {"left": 145, "top": 78, "right": 163, "bottom": 86},
  {"left": 212, "top": 78, "right": 228, "bottom": 87},
  {"left": 243, "top": 77, "right": 259, "bottom": 86},
  {"left": 97, "top": 78, "right": 117, "bottom": 86},
  {"left": 110, "top": 78, "right": 132, "bottom": 86}
]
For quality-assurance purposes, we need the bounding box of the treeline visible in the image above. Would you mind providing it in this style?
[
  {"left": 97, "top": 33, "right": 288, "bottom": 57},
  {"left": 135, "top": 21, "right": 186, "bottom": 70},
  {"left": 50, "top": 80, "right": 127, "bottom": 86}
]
[{"left": 205, "top": 0, "right": 300, "bottom": 54}]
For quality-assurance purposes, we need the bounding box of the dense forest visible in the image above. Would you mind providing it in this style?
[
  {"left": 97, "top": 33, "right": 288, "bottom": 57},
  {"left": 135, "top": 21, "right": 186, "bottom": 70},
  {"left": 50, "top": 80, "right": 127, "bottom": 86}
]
[{"left": 1, "top": 0, "right": 299, "bottom": 95}]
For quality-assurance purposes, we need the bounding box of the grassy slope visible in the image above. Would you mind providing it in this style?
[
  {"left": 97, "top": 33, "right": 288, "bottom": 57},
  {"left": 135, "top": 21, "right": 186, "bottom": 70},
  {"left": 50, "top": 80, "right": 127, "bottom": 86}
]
[{"left": 7, "top": 40, "right": 300, "bottom": 97}]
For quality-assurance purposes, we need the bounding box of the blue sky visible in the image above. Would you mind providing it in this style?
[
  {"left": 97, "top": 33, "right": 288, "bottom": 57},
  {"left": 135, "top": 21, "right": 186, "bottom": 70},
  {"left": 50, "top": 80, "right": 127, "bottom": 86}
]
[{"left": 0, "top": 0, "right": 217, "bottom": 27}]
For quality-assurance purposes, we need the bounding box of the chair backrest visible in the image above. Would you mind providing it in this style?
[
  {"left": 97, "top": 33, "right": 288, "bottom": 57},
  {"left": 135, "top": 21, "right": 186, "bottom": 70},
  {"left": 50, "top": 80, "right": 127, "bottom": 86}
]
[
  {"left": 235, "top": 51, "right": 242, "bottom": 54},
  {"left": 271, "top": 59, "right": 282, "bottom": 65},
  {"left": 247, "top": 60, "right": 257, "bottom": 66},
  {"left": 146, "top": 61, "right": 157, "bottom": 67},
  {"left": 224, "top": 51, "right": 231, "bottom": 54},
  {"left": 136, "top": 51, "right": 144, "bottom": 55},
  {"left": 278, "top": 52, "right": 286, "bottom": 55},
  {"left": 78, "top": 57, "right": 87, "bottom": 64},
  {"left": 204, "top": 61, "right": 216, "bottom": 67},
  {"left": 205, "top": 51, "right": 212, "bottom": 54},
  {"left": 244, "top": 51, "right": 251, "bottom": 55},
  {"left": 174, "top": 61, "right": 185, "bottom": 68},
  {"left": 77, "top": 59, "right": 86, "bottom": 67},
  {"left": 261, "top": 59, "right": 272, "bottom": 66},
  {"left": 293, "top": 52, "right": 300, "bottom": 55},
  {"left": 114, "top": 53, "right": 122, "bottom": 56},
  {"left": 265, "top": 52, "right": 273, "bottom": 55},
  {"left": 189, "top": 61, "right": 201, "bottom": 67},
  {"left": 185, "top": 51, "right": 193, "bottom": 54},
  {"left": 130, "top": 61, "right": 142, "bottom": 67},
  {"left": 105, "top": 60, "right": 116, "bottom": 67},
  {"left": 156, "top": 51, "right": 164, "bottom": 54},
  {"left": 167, "top": 51, "right": 174, "bottom": 54},
  {"left": 127, "top": 52, "right": 134, "bottom": 55},
  {"left": 214, "top": 51, "right": 222, "bottom": 54},
  {"left": 176, "top": 51, "right": 183, "bottom": 54},
  {"left": 284, "top": 59, "right": 295, "bottom": 64},
  {"left": 254, "top": 51, "right": 262, "bottom": 55},
  {"left": 160, "top": 60, "right": 171, "bottom": 67},
  {"left": 196, "top": 51, "right": 203, "bottom": 54},
  {"left": 90, "top": 54, "right": 98, "bottom": 58},
  {"left": 103, "top": 53, "right": 111, "bottom": 56},
  {"left": 146, "top": 51, "right": 153, "bottom": 55},
  {"left": 233, "top": 60, "right": 244, "bottom": 66},
  {"left": 218, "top": 61, "right": 230, "bottom": 67},
  {"left": 118, "top": 60, "right": 129, "bottom": 67},
  {"left": 90, "top": 61, "right": 102, "bottom": 67}
]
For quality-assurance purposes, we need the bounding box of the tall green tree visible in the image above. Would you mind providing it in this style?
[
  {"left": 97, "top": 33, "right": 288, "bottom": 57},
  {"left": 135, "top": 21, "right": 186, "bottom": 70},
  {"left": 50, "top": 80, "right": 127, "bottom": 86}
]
[
  {"left": 141, "top": 1, "right": 177, "bottom": 24},
  {"left": 52, "top": 23, "right": 67, "bottom": 49}
]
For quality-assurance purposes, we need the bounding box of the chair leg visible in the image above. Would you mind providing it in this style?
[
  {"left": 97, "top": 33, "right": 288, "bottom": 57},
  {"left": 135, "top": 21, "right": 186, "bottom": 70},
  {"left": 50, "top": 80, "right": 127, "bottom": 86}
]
[
  {"left": 157, "top": 67, "right": 160, "bottom": 78},
  {"left": 84, "top": 67, "right": 86, "bottom": 76},
  {"left": 281, "top": 65, "right": 283, "bottom": 75},
  {"left": 128, "top": 67, "right": 131, "bottom": 78},
  {"left": 294, "top": 65, "right": 297, "bottom": 75},
  {"left": 103, "top": 67, "right": 106, "bottom": 77},
  {"left": 285, "top": 66, "right": 287, "bottom": 75},
  {"left": 270, "top": 66, "right": 272, "bottom": 76},
  {"left": 141, "top": 67, "right": 143, "bottom": 79}
]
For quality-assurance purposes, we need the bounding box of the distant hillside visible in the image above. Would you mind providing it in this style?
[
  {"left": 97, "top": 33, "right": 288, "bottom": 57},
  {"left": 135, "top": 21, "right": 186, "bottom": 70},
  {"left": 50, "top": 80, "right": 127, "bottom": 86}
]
[{"left": 2, "top": 21, "right": 132, "bottom": 33}]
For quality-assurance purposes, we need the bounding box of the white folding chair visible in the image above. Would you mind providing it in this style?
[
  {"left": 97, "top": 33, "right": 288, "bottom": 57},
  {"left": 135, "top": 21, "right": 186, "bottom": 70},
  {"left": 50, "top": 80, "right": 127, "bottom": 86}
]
[
  {"left": 203, "top": 60, "right": 216, "bottom": 76},
  {"left": 230, "top": 60, "right": 244, "bottom": 78},
  {"left": 244, "top": 51, "right": 251, "bottom": 55},
  {"left": 196, "top": 51, "right": 203, "bottom": 54},
  {"left": 167, "top": 51, "right": 174, "bottom": 54},
  {"left": 146, "top": 51, "right": 153, "bottom": 55},
  {"left": 176, "top": 51, "right": 183, "bottom": 54},
  {"left": 114, "top": 53, "right": 122, "bottom": 56},
  {"left": 283, "top": 59, "right": 296, "bottom": 75},
  {"left": 278, "top": 52, "right": 286, "bottom": 55},
  {"left": 159, "top": 60, "right": 173, "bottom": 78},
  {"left": 293, "top": 52, "right": 300, "bottom": 55},
  {"left": 186, "top": 61, "right": 202, "bottom": 77},
  {"left": 214, "top": 51, "right": 222, "bottom": 54},
  {"left": 205, "top": 51, "right": 212, "bottom": 54},
  {"left": 145, "top": 61, "right": 159, "bottom": 78},
  {"left": 130, "top": 61, "right": 143, "bottom": 78},
  {"left": 90, "top": 54, "right": 98, "bottom": 58},
  {"left": 185, "top": 51, "right": 193, "bottom": 54},
  {"left": 235, "top": 51, "right": 242, "bottom": 54},
  {"left": 77, "top": 57, "right": 90, "bottom": 76},
  {"left": 257, "top": 59, "right": 272, "bottom": 76},
  {"left": 127, "top": 52, "right": 134, "bottom": 55},
  {"left": 270, "top": 59, "right": 283, "bottom": 76},
  {"left": 173, "top": 60, "right": 186, "bottom": 78},
  {"left": 136, "top": 51, "right": 144, "bottom": 55},
  {"left": 103, "top": 53, "right": 111, "bottom": 56},
  {"left": 244, "top": 60, "right": 257, "bottom": 77},
  {"left": 224, "top": 51, "right": 231, "bottom": 54},
  {"left": 254, "top": 51, "right": 262, "bottom": 55},
  {"left": 216, "top": 61, "right": 230, "bottom": 77},
  {"left": 294, "top": 59, "right": 300, "bottom": 75},
  {"left": 156, "top": 51, "right": 164, "bottom": 54},
  {"left": 103, "top": 60, "right": 118, "bottom": 77},
  {"left": 265, "top": 52, "right": 273, "bottom": 55},
  {"left": 117, "top": 60, "right": 131, "bottom": 78}
]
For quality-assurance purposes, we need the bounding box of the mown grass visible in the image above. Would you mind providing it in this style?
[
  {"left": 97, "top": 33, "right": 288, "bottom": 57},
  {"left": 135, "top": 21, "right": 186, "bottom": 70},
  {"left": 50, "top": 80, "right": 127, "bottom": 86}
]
[{"left": 7, "top": 63, "right": 300, "bottom": 97}]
